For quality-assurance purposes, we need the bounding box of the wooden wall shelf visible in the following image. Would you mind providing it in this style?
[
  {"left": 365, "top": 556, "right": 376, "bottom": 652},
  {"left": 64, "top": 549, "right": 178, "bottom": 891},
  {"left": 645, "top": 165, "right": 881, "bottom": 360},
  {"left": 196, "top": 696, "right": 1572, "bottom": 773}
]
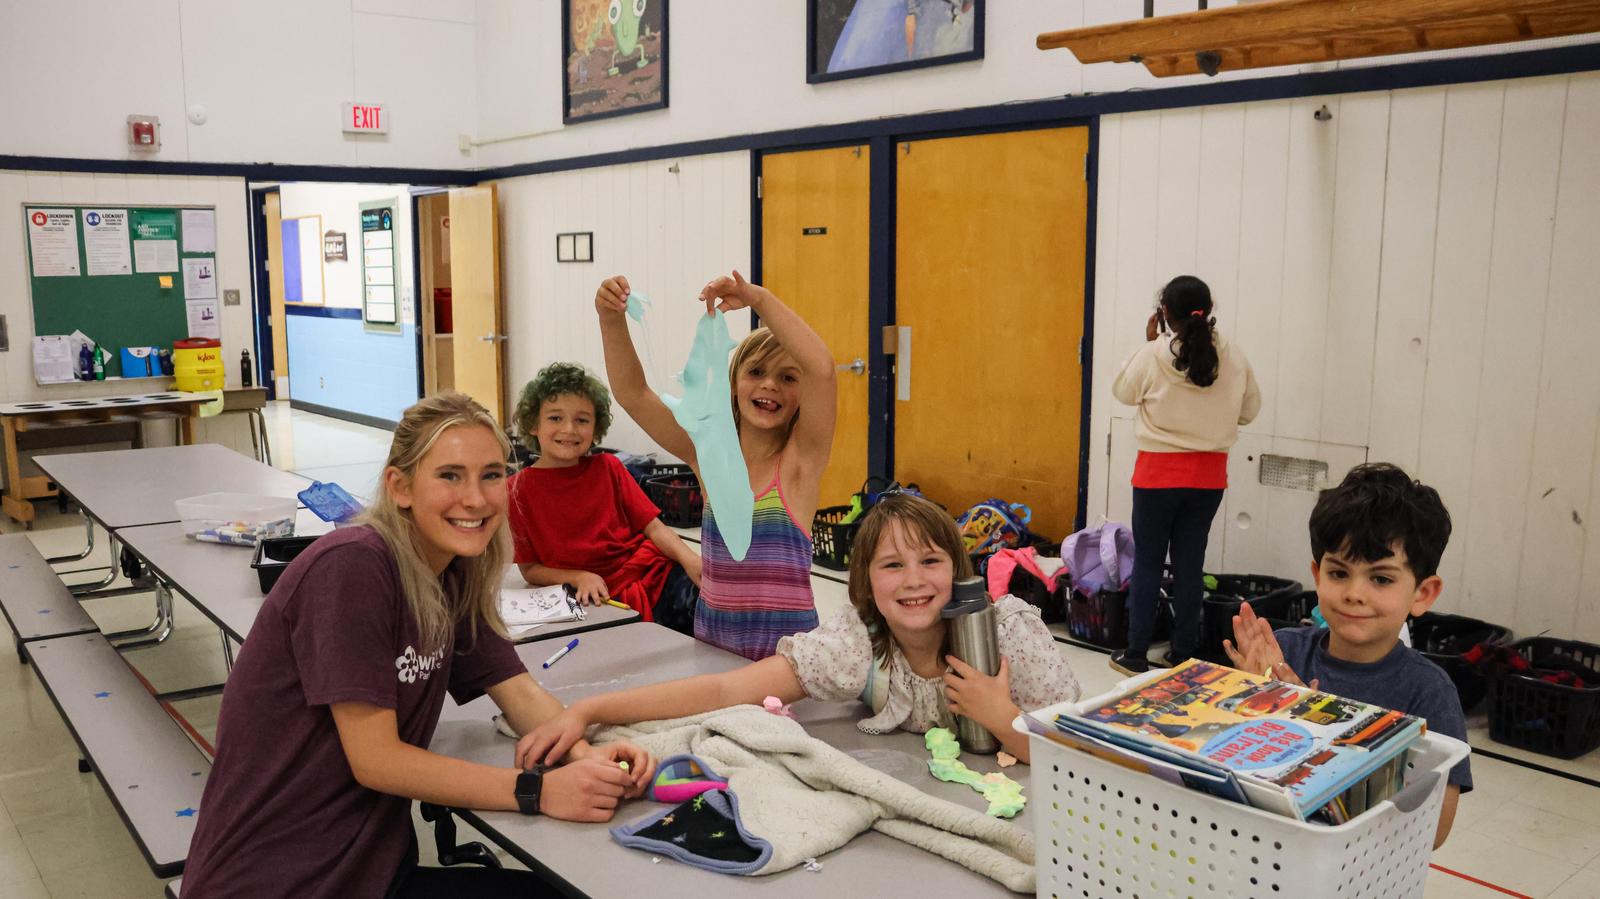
[{"left": 1038, "top": 0, "right": 1600, "bottom": 78}]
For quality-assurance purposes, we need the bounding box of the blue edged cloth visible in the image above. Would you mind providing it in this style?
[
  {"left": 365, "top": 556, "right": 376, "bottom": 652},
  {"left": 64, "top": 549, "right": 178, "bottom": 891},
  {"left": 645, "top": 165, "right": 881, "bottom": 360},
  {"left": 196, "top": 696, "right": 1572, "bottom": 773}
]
[{"left": 610, "top": 754, "right": 772, "bottom": 875}]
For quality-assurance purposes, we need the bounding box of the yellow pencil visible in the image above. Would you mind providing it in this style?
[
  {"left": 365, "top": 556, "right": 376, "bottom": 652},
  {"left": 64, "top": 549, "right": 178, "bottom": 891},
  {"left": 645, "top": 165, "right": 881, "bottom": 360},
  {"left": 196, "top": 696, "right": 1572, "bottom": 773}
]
[{"left": 605, "top": 599, "right": 629, "bottom": 610}]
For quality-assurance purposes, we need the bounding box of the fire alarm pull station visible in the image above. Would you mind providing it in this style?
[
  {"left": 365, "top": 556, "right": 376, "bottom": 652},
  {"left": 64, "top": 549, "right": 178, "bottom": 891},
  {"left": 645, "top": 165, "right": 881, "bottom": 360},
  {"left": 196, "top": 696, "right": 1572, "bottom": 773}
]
[{"left": 128, "top": 115, "right": 160, "bottom": 150}]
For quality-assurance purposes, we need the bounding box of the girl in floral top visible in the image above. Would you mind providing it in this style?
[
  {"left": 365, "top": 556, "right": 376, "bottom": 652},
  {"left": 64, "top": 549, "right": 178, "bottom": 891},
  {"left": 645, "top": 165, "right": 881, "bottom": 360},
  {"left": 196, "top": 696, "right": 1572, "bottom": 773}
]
[{"left": 517, "top": 494, "right": 1080, "bottom": 765}]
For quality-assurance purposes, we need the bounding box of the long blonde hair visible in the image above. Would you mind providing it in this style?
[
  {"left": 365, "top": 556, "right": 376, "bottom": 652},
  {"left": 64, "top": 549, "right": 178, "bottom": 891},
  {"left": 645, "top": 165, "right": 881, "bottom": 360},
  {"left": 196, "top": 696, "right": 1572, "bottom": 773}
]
[
  {"left": 847, "top": 494, "right": 974, "bottom": 662},
  {"left": 358, "top": 392, "right": 511, "bottom": 654}
]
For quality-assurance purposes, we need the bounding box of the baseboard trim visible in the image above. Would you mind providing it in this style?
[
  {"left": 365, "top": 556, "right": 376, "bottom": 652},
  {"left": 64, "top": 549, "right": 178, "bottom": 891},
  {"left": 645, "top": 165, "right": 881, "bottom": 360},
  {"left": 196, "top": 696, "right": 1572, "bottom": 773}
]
[{"left": 288, "top": 400, "right": 397, "bottom": 432}]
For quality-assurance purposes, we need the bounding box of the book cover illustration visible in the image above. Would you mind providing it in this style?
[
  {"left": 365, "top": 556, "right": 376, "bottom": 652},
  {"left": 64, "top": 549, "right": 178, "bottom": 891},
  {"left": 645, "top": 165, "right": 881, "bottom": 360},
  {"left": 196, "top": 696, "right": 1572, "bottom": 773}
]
[{"left": 1060, "top": 660, "right": 1422, "bottom": 818}]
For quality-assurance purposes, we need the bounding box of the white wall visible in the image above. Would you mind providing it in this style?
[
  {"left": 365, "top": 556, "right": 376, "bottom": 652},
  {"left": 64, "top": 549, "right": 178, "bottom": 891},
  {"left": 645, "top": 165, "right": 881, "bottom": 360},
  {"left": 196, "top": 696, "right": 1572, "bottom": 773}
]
[
  {"left": 469, "top": 0, "right": 1600, "bottom": 167},
  {"left": 494, "top": 151, "right": 751, "bottom": 458},
  {"left": 277, "top": 181, "right": 414, "bottom": 314},
  {"left": 0, "top": 0, "right": 476, "bottom": 169},
  {"left": 1088, "top": 73, "right": 1600, "bottom": 643},
  {"left": 0, "top": 168, "right": 260, "bottom": 458}
]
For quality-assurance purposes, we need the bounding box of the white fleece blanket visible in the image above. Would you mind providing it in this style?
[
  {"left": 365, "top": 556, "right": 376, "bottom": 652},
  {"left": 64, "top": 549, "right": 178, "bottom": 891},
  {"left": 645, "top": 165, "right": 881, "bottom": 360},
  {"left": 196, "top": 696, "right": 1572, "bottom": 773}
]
[{"left": 595, "top": 706, "right": 1035, "bottom": 892}]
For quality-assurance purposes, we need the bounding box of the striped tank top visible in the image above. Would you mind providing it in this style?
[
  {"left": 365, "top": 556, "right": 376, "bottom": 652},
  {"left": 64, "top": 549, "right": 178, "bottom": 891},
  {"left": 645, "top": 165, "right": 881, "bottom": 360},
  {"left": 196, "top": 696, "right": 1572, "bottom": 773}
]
[{"left": 695, "top": 467, "right": 818, "bottom": 661}]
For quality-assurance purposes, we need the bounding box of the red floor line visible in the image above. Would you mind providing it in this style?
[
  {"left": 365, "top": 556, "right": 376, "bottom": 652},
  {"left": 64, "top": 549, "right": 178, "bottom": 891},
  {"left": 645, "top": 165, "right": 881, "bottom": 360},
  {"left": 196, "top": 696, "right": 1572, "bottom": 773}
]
[
  {"left": 1430, "top": 863, "right": 1535, "bottom": 898},
  {"left": 123, "top": 656, "right": 218, "bottom": 758}
]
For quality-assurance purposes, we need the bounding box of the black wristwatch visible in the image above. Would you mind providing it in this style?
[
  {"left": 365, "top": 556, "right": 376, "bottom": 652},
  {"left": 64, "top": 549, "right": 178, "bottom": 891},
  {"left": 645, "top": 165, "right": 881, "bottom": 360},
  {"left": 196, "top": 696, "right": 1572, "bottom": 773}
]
[{"left": 515, "top": 765, "right": 548, "bottom": 816}]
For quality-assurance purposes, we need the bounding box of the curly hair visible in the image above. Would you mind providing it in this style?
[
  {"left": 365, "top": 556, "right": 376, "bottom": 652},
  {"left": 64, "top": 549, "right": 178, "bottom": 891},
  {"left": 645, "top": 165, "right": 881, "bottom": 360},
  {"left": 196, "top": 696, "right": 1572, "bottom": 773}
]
[{"left": 512, "top": 362, "right": 613, "bottom": 451}]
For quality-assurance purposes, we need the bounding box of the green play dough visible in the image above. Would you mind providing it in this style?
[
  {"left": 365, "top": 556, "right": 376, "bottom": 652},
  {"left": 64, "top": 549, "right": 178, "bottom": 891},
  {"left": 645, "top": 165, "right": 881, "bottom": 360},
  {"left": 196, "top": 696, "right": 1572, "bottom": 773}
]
[
  {"left": 924, "top": 728, "right": 1026, "bottom": 818},
  {"left": 660, "top": 311, "right": 754, "bottom": 560}
]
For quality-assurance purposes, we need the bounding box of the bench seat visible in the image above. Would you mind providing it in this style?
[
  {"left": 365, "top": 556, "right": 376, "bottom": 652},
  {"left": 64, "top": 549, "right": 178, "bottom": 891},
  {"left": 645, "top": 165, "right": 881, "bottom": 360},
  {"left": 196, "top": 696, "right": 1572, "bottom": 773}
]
[{"left": 0, "top": 533, "right": 98, "bottom": 649}]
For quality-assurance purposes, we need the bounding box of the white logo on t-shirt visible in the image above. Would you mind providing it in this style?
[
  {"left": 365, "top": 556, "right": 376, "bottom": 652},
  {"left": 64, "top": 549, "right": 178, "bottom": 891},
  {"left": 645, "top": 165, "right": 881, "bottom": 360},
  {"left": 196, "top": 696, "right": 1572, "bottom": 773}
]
[{"left": 395, "top": 645, "right": 445, "bottom": 684}]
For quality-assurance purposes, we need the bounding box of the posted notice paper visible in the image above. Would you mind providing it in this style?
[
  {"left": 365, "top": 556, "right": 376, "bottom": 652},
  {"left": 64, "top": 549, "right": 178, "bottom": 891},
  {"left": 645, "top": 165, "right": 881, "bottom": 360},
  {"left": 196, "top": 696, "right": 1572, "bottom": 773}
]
[
  {"left": 82, "top": 209, "right": 133, "bottom": 276},
  {"left": 26, "top": 209, "right": 81, "bottom": 277},
  {"left": 186, "top": 299, "right": 221, "bottom": 339},
  {"left": 181, "top": 209, "right": 216, "bottom": 253},
  {"left": 134, "top": 238, "right": 178, "bottom": 273},
  {"left": 182, "top": 256, "right": 217, "bottom": 299}
]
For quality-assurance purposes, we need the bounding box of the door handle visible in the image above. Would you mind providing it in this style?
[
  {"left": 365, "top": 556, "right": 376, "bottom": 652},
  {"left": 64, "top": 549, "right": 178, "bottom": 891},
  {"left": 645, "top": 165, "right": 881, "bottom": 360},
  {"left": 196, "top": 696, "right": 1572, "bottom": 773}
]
[
  {"left": 835, "top": 358, "right": 865, "bottom": 376},
  {"left": 477, "top": 334, "right": 509, "bottom": 342}
]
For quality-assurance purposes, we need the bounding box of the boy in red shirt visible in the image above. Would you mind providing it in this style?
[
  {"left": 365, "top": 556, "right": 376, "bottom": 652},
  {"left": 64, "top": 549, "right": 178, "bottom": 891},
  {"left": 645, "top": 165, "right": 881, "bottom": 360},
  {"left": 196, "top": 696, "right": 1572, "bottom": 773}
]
[{"left": 508, "top": 363, "right": 701, "bottom": 624}]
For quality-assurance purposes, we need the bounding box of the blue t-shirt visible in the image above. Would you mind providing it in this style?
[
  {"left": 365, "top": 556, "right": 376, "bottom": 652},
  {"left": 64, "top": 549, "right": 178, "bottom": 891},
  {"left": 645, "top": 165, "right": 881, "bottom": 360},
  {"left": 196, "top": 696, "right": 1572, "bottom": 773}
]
[{"left": 1275, "top": 625, "right": 1472, "bottom": 792}]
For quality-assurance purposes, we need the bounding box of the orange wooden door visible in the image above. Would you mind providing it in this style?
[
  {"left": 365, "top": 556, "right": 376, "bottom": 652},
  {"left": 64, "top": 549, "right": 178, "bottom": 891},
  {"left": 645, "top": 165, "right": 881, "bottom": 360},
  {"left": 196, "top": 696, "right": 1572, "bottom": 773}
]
[
  {"left": 760, "top": 145, "right": 872, "bottom": 510},
  {"left": 449, "top": 184, "right": 505, "bottom": 424},
  {"left": 893, "top": 127, "right": 1091, "bottom": 540}
]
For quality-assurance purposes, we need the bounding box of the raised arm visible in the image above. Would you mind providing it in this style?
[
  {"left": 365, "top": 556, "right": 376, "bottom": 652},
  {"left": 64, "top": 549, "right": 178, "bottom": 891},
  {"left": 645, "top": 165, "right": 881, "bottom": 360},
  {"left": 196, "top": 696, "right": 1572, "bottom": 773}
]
[
  {"left": 701, "top": 271, "right": 838, "bottom": 474},
  {"left": 595, "top": 275, "right": 697, "bottom": 465},
  {"left": 516, "top": 654, "right": 805, "bottom": 767}
]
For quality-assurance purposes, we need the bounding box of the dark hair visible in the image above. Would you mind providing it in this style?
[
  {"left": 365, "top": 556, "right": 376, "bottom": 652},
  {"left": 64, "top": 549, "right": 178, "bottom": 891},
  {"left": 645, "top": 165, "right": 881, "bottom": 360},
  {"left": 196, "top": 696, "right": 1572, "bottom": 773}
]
[
  {"left": 512, "top": 362, "right": 613, "bottom": 451},
  {"left": 847, "top": 493, "right": 975, "bottom": 663},
  {"left": 1160, "top": 275, "right": 1219, "bottom": 388},
  {"left": 1309, "top": 463, "right": 1452, "bottom": 581}
]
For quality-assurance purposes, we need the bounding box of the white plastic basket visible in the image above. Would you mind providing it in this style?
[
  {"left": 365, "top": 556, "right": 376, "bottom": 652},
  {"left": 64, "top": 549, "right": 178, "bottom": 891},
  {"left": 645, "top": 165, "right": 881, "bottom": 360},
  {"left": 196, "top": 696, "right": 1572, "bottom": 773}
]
[{"left": 1018, "top": 688, "right": 1470, "bottom": 899}]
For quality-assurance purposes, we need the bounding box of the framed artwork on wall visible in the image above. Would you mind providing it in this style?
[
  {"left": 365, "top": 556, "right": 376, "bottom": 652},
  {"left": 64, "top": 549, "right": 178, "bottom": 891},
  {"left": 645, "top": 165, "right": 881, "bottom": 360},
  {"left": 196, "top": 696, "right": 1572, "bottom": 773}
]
[
  {"left": 808, "top": 0, "right": 984, "bottom": 84},
  {"left": 563, "top": 0, "right": 668, "bottom": 124}
]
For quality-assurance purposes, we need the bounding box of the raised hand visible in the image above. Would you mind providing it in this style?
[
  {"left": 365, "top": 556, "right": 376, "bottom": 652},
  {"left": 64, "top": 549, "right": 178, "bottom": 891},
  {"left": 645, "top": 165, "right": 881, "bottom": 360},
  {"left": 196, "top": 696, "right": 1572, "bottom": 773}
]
[
  {"left": 698, "top": 270, "right": 770, "bottom": 317},
  {"left": 595, "top": 275, "right": 631, "bottom": 317}
]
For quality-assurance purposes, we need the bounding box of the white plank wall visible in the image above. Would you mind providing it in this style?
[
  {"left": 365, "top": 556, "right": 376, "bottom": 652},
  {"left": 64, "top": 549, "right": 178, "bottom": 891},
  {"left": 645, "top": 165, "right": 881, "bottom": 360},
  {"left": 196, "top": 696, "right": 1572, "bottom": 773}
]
[
  {"left": 0, "top": 169, "right": 259, "bottom": 462},
  {"left": 493, "top": 152, "right": 751, "bottom": 461},
  {"left": 1090, "top": 73, "right": 1600, "bottom": 642}
]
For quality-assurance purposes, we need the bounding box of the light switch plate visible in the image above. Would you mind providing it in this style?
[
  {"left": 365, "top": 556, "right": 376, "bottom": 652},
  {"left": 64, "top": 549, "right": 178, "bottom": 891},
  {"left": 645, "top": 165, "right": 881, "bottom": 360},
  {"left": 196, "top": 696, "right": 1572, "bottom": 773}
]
[{"left": 223, "top": 289, "right": 241, "bottom": 306}]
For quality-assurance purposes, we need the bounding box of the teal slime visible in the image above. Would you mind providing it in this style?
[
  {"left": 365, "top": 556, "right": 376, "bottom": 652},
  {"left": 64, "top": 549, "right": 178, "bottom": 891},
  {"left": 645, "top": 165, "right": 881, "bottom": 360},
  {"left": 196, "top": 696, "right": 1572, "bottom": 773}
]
[
  {"left": 626, "top": 292, "right": 651, "bottom": 322},
  {"left": 660, "top": 312, "right": 754, "bottom": 560}
]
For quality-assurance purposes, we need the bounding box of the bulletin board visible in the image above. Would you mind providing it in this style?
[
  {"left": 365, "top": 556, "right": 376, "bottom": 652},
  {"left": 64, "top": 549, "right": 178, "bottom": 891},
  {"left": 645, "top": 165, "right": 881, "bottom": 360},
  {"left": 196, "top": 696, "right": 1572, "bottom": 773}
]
[{"left": 23, "top": 204, "right": 220, "bottom": 380}]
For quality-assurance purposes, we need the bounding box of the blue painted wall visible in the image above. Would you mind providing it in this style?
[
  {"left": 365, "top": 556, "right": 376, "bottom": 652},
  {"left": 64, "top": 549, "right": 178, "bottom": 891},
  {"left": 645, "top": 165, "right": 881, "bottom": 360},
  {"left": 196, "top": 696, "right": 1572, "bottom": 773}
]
[{"left": 286, "top": 311, "right": 417, "bottom": 424}]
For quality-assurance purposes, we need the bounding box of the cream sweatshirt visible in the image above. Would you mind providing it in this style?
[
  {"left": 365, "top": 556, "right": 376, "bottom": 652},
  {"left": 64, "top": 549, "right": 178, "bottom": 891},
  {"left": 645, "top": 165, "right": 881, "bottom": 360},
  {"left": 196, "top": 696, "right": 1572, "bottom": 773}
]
[{"left": 1111, "top": 330, "right": 1261, "bottom": 453}]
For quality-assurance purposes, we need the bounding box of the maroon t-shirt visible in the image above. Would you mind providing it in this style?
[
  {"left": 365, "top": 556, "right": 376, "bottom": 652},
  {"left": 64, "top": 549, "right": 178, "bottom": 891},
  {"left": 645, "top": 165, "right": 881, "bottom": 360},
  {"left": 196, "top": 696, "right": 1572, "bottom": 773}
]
[
  {"left": 507, "top": 453, "right": 660, "bottom": 577},
  {"left": 181, "top": 526, "right": 525, "bottom": 898}
]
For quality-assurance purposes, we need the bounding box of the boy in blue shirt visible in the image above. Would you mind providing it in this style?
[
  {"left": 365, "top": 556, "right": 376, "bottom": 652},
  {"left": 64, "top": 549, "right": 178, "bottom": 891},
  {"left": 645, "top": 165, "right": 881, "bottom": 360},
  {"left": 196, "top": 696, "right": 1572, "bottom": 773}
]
[{"left": 1224, "top": 463, "right": 1471, "bottom": 847}]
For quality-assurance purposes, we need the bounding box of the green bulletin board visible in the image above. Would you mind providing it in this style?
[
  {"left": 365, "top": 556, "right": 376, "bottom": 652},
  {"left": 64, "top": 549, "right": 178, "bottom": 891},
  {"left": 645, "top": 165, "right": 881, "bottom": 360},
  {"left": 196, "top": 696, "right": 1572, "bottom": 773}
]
[{"left": 23, "top": 204, "right": 218, "bottom": 379}]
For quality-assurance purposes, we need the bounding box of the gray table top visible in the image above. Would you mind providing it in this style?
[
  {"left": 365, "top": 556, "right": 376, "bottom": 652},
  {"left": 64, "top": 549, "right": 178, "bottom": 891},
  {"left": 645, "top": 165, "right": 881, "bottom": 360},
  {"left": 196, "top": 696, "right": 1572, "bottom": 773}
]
[
  {"left": 0, "top": 391, "right": 209, "bottom": 417},
  {"left": 34, "top": 444, "right": 313, "bottom": 530},
  {"left": 430, "top": 623, "right": 1030, "bottom": 898},
  {"left": 116, "top": 511, "right": 336, "bottom": 643}
]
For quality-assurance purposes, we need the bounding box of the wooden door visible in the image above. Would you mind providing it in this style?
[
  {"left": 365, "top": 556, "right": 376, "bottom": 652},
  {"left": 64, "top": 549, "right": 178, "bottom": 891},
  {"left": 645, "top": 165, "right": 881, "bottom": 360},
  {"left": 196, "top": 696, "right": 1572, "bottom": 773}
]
[
  {"left": 449, "top": 184, "right": 505, "bottom": 424},
  {"left": 894, "top": 127, "right": 1090, "bottom": 541},
  {"left": 264, "top": 192, "right": 288, "bottom": 395},
  {"left": 760, "top": 145, "right": 872, "bottom": 509}
]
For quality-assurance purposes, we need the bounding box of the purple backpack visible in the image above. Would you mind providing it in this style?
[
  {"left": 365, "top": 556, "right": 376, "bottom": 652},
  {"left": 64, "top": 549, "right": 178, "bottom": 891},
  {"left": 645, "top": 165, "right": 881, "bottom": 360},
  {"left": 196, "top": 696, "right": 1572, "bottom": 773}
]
[{"left": 1064, "top": 521, "right": 1135, "bottom": 595}]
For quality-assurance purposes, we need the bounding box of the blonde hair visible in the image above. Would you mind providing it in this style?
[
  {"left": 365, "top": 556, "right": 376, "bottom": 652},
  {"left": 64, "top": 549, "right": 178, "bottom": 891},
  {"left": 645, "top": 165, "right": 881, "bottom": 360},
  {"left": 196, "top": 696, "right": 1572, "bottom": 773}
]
[
  {"left": 358, "top": 391, "right": 511, "bottom": 654},
  {"left": 728, "top": 326, "right": 801, "bottom": 443},
  {"left": 847, "top": 494, "right": 974, "bottom": 662}
]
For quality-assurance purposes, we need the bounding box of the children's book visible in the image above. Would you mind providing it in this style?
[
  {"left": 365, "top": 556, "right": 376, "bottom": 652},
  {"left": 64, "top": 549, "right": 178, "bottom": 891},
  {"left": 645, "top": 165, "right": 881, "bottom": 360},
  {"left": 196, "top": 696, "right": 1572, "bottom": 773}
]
[
  {"left": 499, "top": 583, "right": 585, "bottom": 629},
  {"left": 1031, "top": 659, "right": 1423, "bottom": 821}
]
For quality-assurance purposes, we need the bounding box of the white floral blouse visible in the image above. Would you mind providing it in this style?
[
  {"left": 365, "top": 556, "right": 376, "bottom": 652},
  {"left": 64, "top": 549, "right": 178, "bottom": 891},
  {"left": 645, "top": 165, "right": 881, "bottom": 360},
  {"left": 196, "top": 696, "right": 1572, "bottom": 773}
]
[{"left": 775, "top": 595, "right": 1082, "bottom": 735}]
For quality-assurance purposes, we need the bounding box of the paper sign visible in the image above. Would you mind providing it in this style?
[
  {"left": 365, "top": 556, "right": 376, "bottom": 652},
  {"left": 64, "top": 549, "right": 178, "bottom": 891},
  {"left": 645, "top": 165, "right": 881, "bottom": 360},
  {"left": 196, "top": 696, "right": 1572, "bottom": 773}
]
[
  {"left": 32, "top": 335, "right": 76, "bottom": 384},
  {"left": 26, "top": 209, "right": 81, "bottom": 277},
  {"left": 158, "top": 275, "right": 174, "bottom": 288},
  {"left": 186, "top": 299, "right": 221, "bottom": 339},
  {"left": 181, "top": 209, "right": 216, "bottom": 253},
  {"left": 130, "top": 209, "right": 178, "bottom": 241},
  {"left": 182, "top": 257, "right": 217, "bottom": 299},
  {"left": 134, "top": 238, "right": 179, "bottom": 273},
  {"left": 82, "top": 209, "right": 132, "bottom": 275}
]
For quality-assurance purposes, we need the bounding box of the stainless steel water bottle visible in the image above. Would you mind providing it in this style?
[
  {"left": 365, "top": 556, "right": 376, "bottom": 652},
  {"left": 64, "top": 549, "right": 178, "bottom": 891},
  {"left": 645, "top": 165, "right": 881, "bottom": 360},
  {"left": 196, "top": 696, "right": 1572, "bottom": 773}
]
[{"left": 943, "top": 575, "right": 1001, "bottom": 753}]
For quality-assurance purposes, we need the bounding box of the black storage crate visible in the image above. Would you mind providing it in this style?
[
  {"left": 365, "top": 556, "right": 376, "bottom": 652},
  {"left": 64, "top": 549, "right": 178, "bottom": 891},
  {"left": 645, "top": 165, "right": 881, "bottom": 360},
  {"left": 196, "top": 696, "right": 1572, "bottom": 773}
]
[
  {"left": 1194, "top": 574, "right": 1303, "bottom": 663},
  {"left": 1486, "top": 637, "right": 1600, "bottom": 760},
  {"left": 251, "top": 535, "right": 320, "bottom": 593},
  {"left": 643, "top": 466, "right": 703, "bottom": 529},
  {"left": 812, "top": 505, "right": 859, "bottom": 571},
  {"left": 1411, "top": 611, "right": 1512, "bottom": 712},
  {"left": 1064, "top": 588, "right": 1173, "bottom": 650}
]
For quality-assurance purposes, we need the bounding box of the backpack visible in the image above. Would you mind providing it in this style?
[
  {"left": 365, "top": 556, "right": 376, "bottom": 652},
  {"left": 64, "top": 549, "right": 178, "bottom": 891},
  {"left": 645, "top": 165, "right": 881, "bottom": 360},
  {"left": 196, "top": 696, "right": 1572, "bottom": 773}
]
[
  {"left": 956, "top": 499, "right": 1032, "bottom": 559},
  {"left": 1063, "top": 521, "right": 1135, "bottom": 595}
]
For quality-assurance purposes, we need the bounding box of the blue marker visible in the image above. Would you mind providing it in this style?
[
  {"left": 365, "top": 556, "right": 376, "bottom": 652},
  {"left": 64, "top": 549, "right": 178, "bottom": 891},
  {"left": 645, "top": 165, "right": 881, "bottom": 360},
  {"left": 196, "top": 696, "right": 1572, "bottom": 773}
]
[{"left": 542, "top": 638, "right": 579, "bottom": 669}]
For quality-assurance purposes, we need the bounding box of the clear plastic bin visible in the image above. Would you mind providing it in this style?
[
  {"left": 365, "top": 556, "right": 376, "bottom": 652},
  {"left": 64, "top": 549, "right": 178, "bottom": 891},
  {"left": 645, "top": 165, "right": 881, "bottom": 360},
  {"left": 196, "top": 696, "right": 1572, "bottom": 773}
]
[
  {"left": 175, "top": 492, "right": 296, "bottom": 546},
  {"left": 1018, "top": 677, "right": 1471, "bottom": 899}
]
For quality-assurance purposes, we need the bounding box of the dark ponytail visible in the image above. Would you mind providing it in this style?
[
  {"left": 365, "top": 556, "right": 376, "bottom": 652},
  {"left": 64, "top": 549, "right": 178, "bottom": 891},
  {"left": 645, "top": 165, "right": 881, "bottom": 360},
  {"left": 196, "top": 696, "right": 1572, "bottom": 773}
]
[{"left": 1161, "top": 275, "right": 1219, "bottom": 388}]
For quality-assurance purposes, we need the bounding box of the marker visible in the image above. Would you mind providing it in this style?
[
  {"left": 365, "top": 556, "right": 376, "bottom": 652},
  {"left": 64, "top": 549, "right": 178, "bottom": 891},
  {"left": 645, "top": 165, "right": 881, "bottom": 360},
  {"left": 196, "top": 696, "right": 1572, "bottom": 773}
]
[
  {"left": 605, "top": 599, "right": 629, "bottom": 610},
  {"left": 542, "top": 638, "right": 579, "bottom": 669}
]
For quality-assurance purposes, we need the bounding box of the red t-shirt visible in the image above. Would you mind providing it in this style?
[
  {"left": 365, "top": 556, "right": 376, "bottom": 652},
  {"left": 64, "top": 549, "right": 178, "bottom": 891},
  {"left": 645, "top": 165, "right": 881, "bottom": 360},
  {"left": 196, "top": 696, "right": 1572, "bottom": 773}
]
[
  {"left": 1131, "top": 450, "right": 1229, "bottom": 490},
  {"left": 181, "top": 526, "right": 525, "bottom": 898},
  {"left": 506, "top": 454, "right": 661, "bottom": 583}
]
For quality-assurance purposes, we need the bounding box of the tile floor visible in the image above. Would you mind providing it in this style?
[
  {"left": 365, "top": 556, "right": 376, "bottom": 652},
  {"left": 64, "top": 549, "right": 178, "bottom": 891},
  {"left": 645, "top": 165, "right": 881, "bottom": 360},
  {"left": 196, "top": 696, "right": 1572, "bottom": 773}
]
[{"left": 1, "top": 403, "right": 1597, "bottom": 898}]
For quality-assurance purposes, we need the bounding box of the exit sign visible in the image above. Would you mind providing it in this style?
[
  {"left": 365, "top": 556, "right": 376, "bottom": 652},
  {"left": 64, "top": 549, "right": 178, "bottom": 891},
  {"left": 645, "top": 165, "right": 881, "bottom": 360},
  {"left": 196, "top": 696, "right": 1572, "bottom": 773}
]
[{"left": 342, "top": 102, "right": 388, "bottom": 134}]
